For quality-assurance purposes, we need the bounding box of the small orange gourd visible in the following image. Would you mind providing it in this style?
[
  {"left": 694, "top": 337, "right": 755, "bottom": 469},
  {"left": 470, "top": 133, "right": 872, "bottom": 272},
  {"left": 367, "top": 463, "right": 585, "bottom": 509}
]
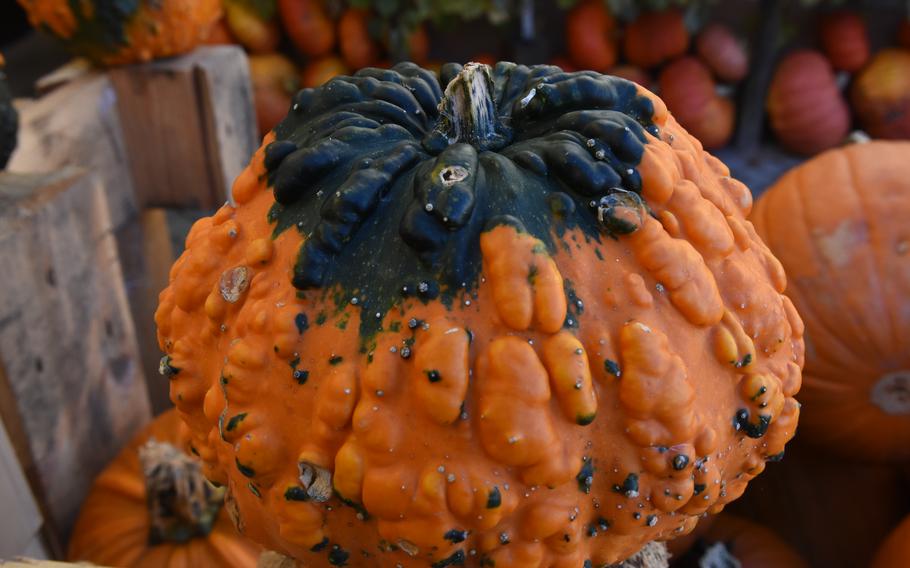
[
  {"left": 338, "top": 8, "right": 380, "bottom": 70},
  {"left": 68, "top": 410, "right": 260, "bottom": 567},
  {"left": 566, "top": 0, "right": 618, "bottom": 71},
  {"left": 623, "top": 10, "right": 689, "bottom": 69},
  {"left": 751, "top": 140, "right": 910, "bottom": 463},
  {"left": 850, "top": 49, "right": 910, "bottom": 140},
  {"left": 659, "top": 57, "right": 734, "bottom": 149}
]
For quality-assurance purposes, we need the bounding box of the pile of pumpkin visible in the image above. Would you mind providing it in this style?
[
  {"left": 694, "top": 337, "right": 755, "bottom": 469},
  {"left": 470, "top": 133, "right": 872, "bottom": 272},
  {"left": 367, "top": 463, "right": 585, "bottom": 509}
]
[
  {"left": 557, "top": 0, "right": 749, "bottom": 150},
  {"left": 767, "top": 11, "right": 910, "bottom": 155}
]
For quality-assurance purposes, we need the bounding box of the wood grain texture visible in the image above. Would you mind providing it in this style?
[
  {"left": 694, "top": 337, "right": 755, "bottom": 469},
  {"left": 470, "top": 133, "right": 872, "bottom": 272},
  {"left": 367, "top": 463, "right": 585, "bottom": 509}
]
[
  {"left": 109, "top": 46, "right": 257, "bottom": 209},
  {"left": 0, "top": 169, "right": 151, "bottom": 544}
]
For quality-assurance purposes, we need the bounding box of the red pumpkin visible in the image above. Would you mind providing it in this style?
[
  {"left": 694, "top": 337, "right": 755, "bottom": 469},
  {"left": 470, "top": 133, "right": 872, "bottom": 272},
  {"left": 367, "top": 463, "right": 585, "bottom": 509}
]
[
  {"left": 751, "top": 140, "right": 910, "bottom": 463},
  {"left": 766, "top": 50, "right": 849, "bottom": 155},
  {"left": 695, "top": 23, "right": 748, "bottom": 82},
  {"left": 338, "top": 8, "right": 380, "bottom": 70},
  {"left": 624, "top": 10, "right": 689, "bottom": 69},
  {"left": 278, "top": 0, "right": 335, "bottom": 57},
  {"left": 872, "top": 514, "right": 910, "bottom": 568},
  {"left": 850, "top": 49, "right": 910, "bottom": 140},
  {"left": 565, "top": 0, "right": 617, "bottom": 71},
  {"left": 659, "top": 57, "right": 734, "bottom": 149},
  {"left": 820, "top": 11, "right": 870, "bottom": 72}
]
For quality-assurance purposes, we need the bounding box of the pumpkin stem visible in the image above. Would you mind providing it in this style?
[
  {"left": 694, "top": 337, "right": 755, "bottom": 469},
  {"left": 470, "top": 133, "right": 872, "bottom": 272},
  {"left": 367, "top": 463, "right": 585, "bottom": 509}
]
[
  {"left": 139, "top": 439, "right": 225, "bottom": 544},
  {"left": 436, "top": 62, "right": 503, "bottom": 149}
]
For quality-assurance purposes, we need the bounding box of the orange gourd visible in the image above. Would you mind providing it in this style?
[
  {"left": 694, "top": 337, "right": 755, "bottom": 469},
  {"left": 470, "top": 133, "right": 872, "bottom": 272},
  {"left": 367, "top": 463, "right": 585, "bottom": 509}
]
[
  {"left": 850, "top": 49, "right": 910, "bottom": 140},
  {"left": 659, "top": 57, "right": 734, "bottom": 149},
  {"left": 278, "top": 0, "right": 335, "bottom": 57},
  {"left": 766, "top": 50, "right": 850, "bottom": 155},
  {"left": 223, "top": 0, "right": 279, "bottom": 54},
  {"left": 609, "top": 65, "right": 652, "bottom": 90},
  {"left": 155, "top": 62, "right": 803, "bottom": 567},
  {"left": 820, "top": 11, "right": 870, "bottom": 72},
  {"left": 873, "top": 514, "right": 910, "bottom": 568},
  {"left": 300, "top": 55, "right": 349, "bottom": 88},
  {"left": 566, "top": 0, "right": 617, "bottom": 71},
  {"left": 17, "top": 0, "right": 221, "bottom": 66},
  {"left": 68, "top": 410, "right": 260, "bottom": 567},
  {"left": 249, "top": 54, "right": 299, "bottom": 137},
  {"left": 696, "top": 23, "right": 749, "bottom": 83},
  {"left": 623, "top": 10, "right": 689, "bottom": 69},
  {"left": 751, "top": 140, "right": 910, "bottom": 463},
  {"left": 671, "top": 514, "right": 808, "bottom": 568},
  {"left": 338, "top": 8, "right": 380, "bottom": 70}
]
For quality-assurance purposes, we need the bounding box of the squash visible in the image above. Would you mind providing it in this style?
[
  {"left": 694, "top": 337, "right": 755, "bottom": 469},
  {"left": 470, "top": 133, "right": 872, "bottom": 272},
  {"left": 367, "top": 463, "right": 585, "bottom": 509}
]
[
  {"left": 300, "top": 56, "right": 349, "bottom": 88},
  {"left": 766, "top": 50, "right": 850, "bottom": 155},
  {"left": 850, "top": 49, "right": 910, "bottom": 140},
  {"left": 566, "top": 0, "right": 617, "bottom": 72},
  {"left": 338, "top": 8, "right": 380, "bottom": 70},
  {"left": 670, "top": 514, "right": 808, "bottom": 568},
  {"left": 820, "top": 11, "right": 870, "bottom": 72},
  {"left": 659, "top": 57, "right": 734, "bottom": 149},
  {"left": 68, "top": 410, "right": 260, "bottom": 567},
  {"left": 17, "top": 0, "right": 221, "bottom": 66},
  {"left": 224, "top": 0, "right": 280, "bottom": 54},
  {"left": 249, "top": 54, "right": 299, "bottom": 137},
  {"left": 623, "top": 10, "right": 689, "bottom": 69},
  {"left": 278, "top": 0, "right": 334, "bottom": 57},
  {"left": 695, "top": 23, "right": 748, "bottom": 83},
  {"left": 155, "top": 61, "right": 803, "bottom": 567},
  {"left": 609, "top": 65, "right": 652, "bottom": 90},
  {"left": 873, "top": 515, "right": 910, "bottom": 568},
  {"left": 751, "top": 140, "right": 910, "bottom": 463},
  {"left": 0, "top": 54, "right": 17, "bottom": 170}
]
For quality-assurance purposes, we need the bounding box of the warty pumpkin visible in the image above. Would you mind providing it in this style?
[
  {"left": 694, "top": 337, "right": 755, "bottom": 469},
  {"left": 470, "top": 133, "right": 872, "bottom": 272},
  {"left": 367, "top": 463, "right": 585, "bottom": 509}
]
[
  {"left": 623, "top": 10, "right": 689, "bottom": 70},
  {"left": 17, "top": 0, "right": 221, "bottom": 66},
  {"left": 751, "top": 140, "right": 910, "bottom": 463},
  {"left": 766, "top": 50, "right": 850, "bottom": 155},
  {"left": 669, "top": 514, "right": 808, "bottom": 568},
  {"left": 850, "top": 49, "right": 910, "bottom": 140},
  {"left": 695, "top": 23, "right": 748, "bottom": 83},
  {"left": 68, "top": 409, "right": 261, "bottom": 567},
  {"left": 155, "top": 61, "right": 804, "bottom": 567},
  {"left": 872, "top": 514, "right": 910, "bottom": 568},
  {"left": 566, "top": 0, "right": 618, "bottom": 72},
  {"left": 819, "top": 11, "right": 870, "bottom": 73},
  {"left": 0, "top": 54, "right": 17, "bottom": 170}
]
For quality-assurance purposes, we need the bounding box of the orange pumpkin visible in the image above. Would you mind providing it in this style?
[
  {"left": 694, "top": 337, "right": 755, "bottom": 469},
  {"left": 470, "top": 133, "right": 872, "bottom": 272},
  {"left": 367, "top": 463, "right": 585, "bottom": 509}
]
[
  {"left": 566, "top": 0, "right": 617, "bottom": 71},
  {"left": 338, "top": 8, "right": 380, "bottom": 70},
  {"left": 850, "top": 49, "right": 910, "bottom": 140},
  {"left": 300, "top": 55, "right": 349, "bottom": 88},
  {"left": 249, "top": 54, "right": 299, "bottom": 137},
  {"left": 820, "top": 11, "right": 870, "bottom": 72},
  {"left": 873, "top": 514, "right": 910, "bottom": 567},
  {"left": 623, "top": 10, "right": 689, "bottom": 69},
  {"left": 17, "top": 0, "right": 221, "bottom": 66},
  {"left": 223, "top": 0, "right": 279, "bottom": 54},
  {"left": 695, "top": 23, "right": 749, "bottom": 83},
  {"left": 278, "top": 0, "right": 335, "bottom": 57},
  {"left": 766, "top": 50, "right": 850, "bottom": 155},
  {"left": 155, "top": 62, "right": 803, "bottom": 567},
  {"left": 659, "top": 57, "right": 734, "bottom": 149},
  {"left": 670, "top": 514, "right": 808, "bottom": 568},
  {"left": 608, "top": 65, "right": 652, "bottom": 90},
  {"left": 68, "top": 410, "right": 260, "bottom": 567},
  {"left": 751, "top": 140, "right": 910, "bottom": 463}
]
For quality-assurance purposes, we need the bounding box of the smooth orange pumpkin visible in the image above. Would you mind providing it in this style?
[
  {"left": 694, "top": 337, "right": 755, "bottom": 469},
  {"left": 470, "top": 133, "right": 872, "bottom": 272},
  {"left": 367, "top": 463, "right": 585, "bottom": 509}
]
[
  {"left": 873, "top": 514, "right": 910, "bottom": 567},
  {"left": 659, "top": 57, "right": 734, "bottom": 149},
  {"left": 766, "top": 50, "right": 850, "bottom": 155},
  {"left": 696, "top": 23, "right": 748, "bottom": 83},
  {"left": 566, "top": 0, "right": 617, "bottom": 71},
  {"left": 338, "top": 8, "right": 380, "bottom": 70},
  {"left": 278, "top": 0, "right": 335, "bottom": 57},
  {"left": 751, "top": 140, "right": 910, "bottom": 463},
  {"left": 17, "top": 0, "right": 221, "bottom": 66},
  {"left": 155, "top": 62, "right": 803, "bottom": 567},
  {"left": 850, "top": 49, "right": 910, "bottom": 140},
  {"left": 623, "top": 10, "right": 689, "bottom": 69},
  {"left": 820, "top": 11, "right": 870, "bottom": 72},
  {"left": 68, "top": 410, "right": 260, "bottom": 567},
  {"left": 670, "top": 514, "right": 808, "bottom": 568}
]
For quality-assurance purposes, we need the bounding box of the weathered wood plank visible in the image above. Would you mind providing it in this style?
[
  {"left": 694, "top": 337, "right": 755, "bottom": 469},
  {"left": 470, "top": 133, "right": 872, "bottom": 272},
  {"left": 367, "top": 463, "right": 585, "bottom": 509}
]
[
  {"left": 0, "top": 169, "right": 151, "bottom": 543},
  {"left": 109, "top": 46, "right": 257, "bottom": 209}
]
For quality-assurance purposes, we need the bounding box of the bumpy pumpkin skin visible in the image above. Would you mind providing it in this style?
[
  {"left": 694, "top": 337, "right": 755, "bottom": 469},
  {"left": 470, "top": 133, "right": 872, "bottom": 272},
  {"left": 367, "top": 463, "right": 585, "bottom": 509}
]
[
  {"left": 68, "top": 410, "right": 260, "bottom": 567},
  {"left": 156, "top": 62, "right": 803, "bottom": 567},
  {"left": 751, "top": 141, "right": 910, "bottom": 463},
  {"left": 18, "top": 0, "right": 221, "bottom": 66}
]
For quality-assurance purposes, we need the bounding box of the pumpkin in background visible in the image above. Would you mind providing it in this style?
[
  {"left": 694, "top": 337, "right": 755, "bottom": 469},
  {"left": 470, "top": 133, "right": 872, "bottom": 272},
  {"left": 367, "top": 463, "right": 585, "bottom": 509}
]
[
  {"left": 820, "top": 11, "right": 870, "bottom": 72},
  {"left": 670, "top": 515, "right": 808, "bottom": 568},
  {"left": 278, "top": 0, "right": 335, "bottom": 57},
  {"left": 766, "top": 50, "right": 849, "bottom": 155},
  {"left": 899, "top": 20, "right": 910, "bottom": 49},
  {"left": 17, "top": 0, "right": 220, "bottom": 66},
  {"left": 68, "top": 410, "right": 260, "bottom": 567},
  {"left": 873, "top": 514, "right": 910, "bottom": 568},
  {"left": 609, "top": 65, "right": 653, "bottom": 90},
  {"left": 623, "top": 10, "right": 689, "bottom": 69},
  {"left": 0, "top": 54, "right": 17, "bottom": 169},
  {"left": 155, "top": 60, "right": 803, "bottom": 566},
  {"left": 224, "top": 0, "right": 279, "bottom": 54},
  {"left": 850, "top": 49, "right": 910, "bottom": 140},
  {"left": 249, "top": 54, "right": 299, "bottom": 137},
  {"left": 751, "top": 140, "right": 910, "bottom": 463},
  {"left": 338, "top": 8, "right": 380, "bottom": 70},
  {"left": 300, "top": 55, "right": 349, "bottom": 88},
  {"left": 696, "top": 23, "right": 749, "bottom": 83},
  {"left": 659, "top": 57, "right": 735, "bottom": 149},
  {"left": 566, "top": 0, "right": 618, "bottom": 71},
  {"left": 406, "top": 25, "right": 430, "bottom": 65}
]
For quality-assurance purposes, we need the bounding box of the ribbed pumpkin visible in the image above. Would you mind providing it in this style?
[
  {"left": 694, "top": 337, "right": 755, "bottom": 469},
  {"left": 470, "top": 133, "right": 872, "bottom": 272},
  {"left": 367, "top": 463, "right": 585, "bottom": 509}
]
[
  {"left": 68, "top": 410, "right": 260, "bottom": 567},
  {"left": 873, "top": 514, "right": 910, "bottom": 568},
  {"left": 17, "top": 0, "right": 221, "bottom": 66},
  {"left": 820, "top": 11, "right": 870, "bottom": 72},
  {"left": 751, "top": 140, "right": 910, "bottom": 463},
  {"left": 155, "top": 62, "right": 803, "bottom": 567},
  {"left": 0, "top": 54, "right": 17, "bottom": 169},
  {"left": 669, "top": 514, "right": 808, "bottom": 568},
  {"left": 659, "top": 57, "right": 735, "bottom": 149},
  {"left": 695, "top": 23, "right": 748, "bottom": 83},
  {"left": 766, "top": 50, "right": 850, "bottom": 155},
  {"left": 623, "top": 10, "right": 689, "bottom": 69},
  {"left": 850, "top": 49, "right": 910, "bottom": 140},
  {"left": 566, "top": 0, "right": 618, "bottom": 71}
]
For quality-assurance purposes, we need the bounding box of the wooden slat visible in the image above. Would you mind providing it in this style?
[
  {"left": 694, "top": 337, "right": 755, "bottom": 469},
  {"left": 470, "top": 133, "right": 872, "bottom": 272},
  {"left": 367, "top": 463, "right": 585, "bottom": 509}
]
[{"left": 0, "top": 169, "right": 151, "bottom": 544}]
